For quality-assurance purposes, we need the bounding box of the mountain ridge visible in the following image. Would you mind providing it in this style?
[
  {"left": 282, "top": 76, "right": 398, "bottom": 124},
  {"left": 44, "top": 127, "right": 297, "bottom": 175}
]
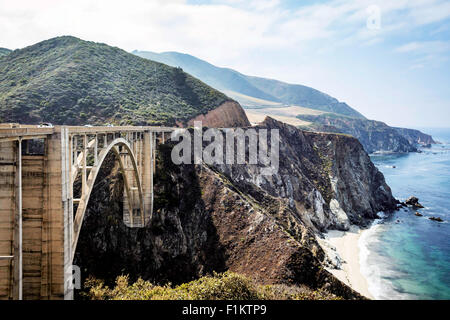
[
  {"left": 133, "top": 50, "right": 435, "bottom": 153},
  {"left": 132, "top": 50, "right": 366, "bottom": 119},
  {"left": 0, "top": 36, "right": 248, "bottom": 127}
]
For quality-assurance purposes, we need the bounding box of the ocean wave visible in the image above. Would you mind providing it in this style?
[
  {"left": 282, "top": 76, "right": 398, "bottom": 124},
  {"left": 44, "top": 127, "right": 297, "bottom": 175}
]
[{"left": 358, "top": 216, "right": 417, "bottom": 300}]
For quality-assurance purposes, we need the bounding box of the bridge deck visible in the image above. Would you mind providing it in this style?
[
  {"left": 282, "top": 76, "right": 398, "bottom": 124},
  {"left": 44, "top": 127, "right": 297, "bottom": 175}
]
[{"left": 0, "top": 125, "right": 176, "bottom": 142}]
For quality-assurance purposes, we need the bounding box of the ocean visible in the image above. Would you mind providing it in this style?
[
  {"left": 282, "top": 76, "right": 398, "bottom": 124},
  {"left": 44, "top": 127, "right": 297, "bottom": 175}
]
[{"left": 361, "top": 128, "right": 450, "bottom": 300}]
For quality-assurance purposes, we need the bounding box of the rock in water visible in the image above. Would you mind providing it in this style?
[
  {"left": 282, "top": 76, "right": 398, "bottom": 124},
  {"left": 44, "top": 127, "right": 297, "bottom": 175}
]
[
  {"left": 429, "top": 217, "right": 443, "bottom": 222},
  {"left": 405, "top": 196, "right": 425, "bottom": 208},
  {"left": 405, "top": 196, "right": 419, "bottom": 205},
  {"left": 415, "top": 212, "right": 423, "bottom": 217}
]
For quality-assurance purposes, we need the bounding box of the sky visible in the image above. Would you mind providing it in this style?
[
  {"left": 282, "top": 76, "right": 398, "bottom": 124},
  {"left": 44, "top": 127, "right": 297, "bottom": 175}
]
[{"left": 0, "top": 0, "right": 449, "bottom": 128}]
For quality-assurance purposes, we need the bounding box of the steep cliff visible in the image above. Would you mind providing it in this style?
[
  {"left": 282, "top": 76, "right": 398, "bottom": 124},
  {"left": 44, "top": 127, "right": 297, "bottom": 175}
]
[
  {"left": 393, "top": 127, "right": 436, "bottom": 145},
  {"left": 186, "top": 100, "right": 250, "bottom": 128},
  {"left": 74, "top": 117, "right": 395, "bottom": 299},
  {"left": 213, "top": 117, "right": 396, "bottom": 230},
  {"left": 298, "top": 114, "right": 419, "bottom": 153}
]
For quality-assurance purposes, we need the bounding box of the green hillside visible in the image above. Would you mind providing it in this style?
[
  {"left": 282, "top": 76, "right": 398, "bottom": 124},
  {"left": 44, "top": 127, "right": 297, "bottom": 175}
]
[
  {"left": 0, "top": 37, "right": 229, "bottom": 126},
  {"left": 133, "top": 50, "right": 365, "bottom": 119},
  {"left": 0, "top": 48, "right": 11, "bottom": 57},
  {"left": 132, "top": 51, "right": 280, "bottom": 104},
  {"left": 244, "top": 76, "right": 365, "bottom": 118}
]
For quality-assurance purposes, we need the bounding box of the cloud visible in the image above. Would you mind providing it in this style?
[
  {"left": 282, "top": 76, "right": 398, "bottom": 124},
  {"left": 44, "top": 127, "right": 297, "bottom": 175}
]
[
  {"left": 396, "top": 42, "right": 421, "bottom": 53},
  {"left": 0, "top": 0, "right": 287, "bottom": 64},
  {"left": 0, "top": 0, "right": 449, "bottom": 126},
  {"left": 395, "top": 41, "right": 450, "bottom": 53},
  {"left": 1, "top": 0, "right": 449, "bottom": 58},
  {"left": 395, "top": 40, "right": 450, "bottom": 68}
]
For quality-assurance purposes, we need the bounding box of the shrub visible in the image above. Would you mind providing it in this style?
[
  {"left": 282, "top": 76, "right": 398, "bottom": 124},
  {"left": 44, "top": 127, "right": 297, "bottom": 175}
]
[{"left": 82, "top": 271, "right": 343, "bottom": 300}]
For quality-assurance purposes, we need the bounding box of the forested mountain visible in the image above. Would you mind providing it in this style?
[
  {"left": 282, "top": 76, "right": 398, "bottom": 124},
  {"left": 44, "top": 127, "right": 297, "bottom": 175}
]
[{"left": 0, "top": 37, "right": 234, "bottom": 126}]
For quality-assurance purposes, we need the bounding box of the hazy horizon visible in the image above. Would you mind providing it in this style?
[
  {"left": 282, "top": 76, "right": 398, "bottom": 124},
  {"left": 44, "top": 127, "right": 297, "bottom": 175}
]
[{"left": 1, "top": 0, "right": 449, "bottom": 128}]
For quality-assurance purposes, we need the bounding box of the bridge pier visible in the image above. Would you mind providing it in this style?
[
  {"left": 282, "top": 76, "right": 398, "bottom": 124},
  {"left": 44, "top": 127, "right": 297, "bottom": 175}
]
[
  {"left": 0, "top": 140, "right": 18, "bottom": 299},
  {"left": 0, "top": 134, "right": 69, "bottom": 299},
  {"left": 142, "top": 132, "right": 154, "bottom": 226}
]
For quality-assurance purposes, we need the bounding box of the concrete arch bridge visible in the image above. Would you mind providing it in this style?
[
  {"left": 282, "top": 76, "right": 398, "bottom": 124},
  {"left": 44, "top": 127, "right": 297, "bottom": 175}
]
[{"left": 0, "top": 125, "right": 174, "bottom": 299}]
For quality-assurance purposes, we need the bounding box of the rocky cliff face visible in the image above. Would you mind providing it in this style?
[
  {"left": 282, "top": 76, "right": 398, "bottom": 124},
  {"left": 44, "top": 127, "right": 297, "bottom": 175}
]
[
  {"left": 393, "top": 127, "right": 436, "bottom": 145},
  {"left": 74, "top": 118, "right": 396, "bottom": 299},
  {"left": 298, "top": 114, "right": 419, "bottom": 153},
  {"left": 185, "top": 100, "right": 250, "bottom": 128},
  {"left": 213, "top": 118, "right": 396, "bottom": 230}
]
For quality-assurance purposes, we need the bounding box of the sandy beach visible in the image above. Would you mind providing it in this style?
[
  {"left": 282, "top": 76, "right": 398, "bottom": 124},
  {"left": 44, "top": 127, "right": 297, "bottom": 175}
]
[{"left": 318, "top": 225, "right": 374, "bottom": 299}]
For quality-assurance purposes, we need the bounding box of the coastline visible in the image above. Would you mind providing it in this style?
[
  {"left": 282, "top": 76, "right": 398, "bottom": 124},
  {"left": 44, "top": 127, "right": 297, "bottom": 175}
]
[{"left": 318, "top": 225, "right": 374, "bottom": 299}]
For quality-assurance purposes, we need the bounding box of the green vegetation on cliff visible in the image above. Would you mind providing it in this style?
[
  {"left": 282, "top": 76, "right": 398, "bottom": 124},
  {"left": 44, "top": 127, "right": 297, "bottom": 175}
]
[
  {"left": 0, "top": 37, "right": 229, "bottom": 126},
  {"left": 0, "top": 48, "right": 11, "bottom": 57},
  {"left": 83, "top": 271, "right": 343, "bottom": 300}
]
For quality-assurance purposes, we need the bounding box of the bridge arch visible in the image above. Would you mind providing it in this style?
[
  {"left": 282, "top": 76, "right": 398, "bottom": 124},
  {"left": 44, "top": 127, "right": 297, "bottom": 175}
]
[{"left": 71, "top": 137, "right": 146, "bottom": 261}]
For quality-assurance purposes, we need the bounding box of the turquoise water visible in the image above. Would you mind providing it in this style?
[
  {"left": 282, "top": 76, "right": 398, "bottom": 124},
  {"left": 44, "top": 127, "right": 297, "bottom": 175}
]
[{"left": 363, "top": 128, "right": 450, "bottom": 300}]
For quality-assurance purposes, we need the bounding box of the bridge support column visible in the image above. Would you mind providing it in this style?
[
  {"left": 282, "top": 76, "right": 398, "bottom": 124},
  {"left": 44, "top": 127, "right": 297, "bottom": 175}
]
[
  {"left": 13, "top": 138, "right": 22, "bottom": 300},
  {"left": 1, "top": 132, "right": 69, "bottom": 300},
  {"left": 122, "top": 132, "right": 154, "bottom": 227},
  {"left": 0, "top": 141, "right": 18, "bottom": 299},
  {"left": 40, "top": 129, "right": 71, "bottom": 299},
  {"left": 142, "top": 131, "right": 153, "bottom": 225}
]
